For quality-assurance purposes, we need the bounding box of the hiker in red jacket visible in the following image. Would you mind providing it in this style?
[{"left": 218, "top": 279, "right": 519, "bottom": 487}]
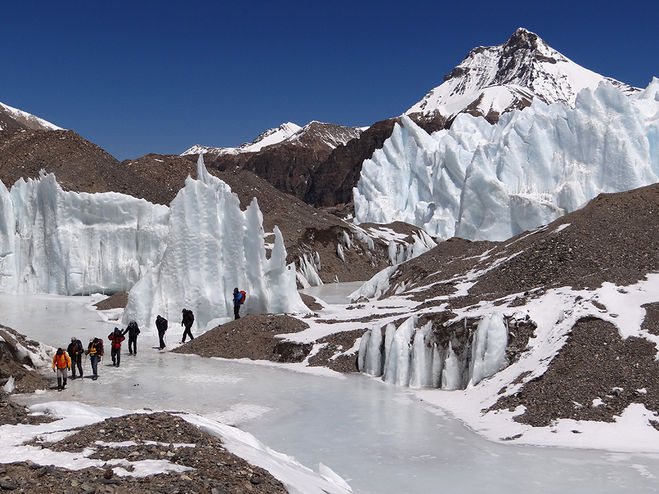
[{"left": 107, "top": 327, "right": 125, "bottom": 367}]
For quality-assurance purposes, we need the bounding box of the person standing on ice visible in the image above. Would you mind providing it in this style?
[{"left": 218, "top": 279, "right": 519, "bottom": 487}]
[
  {"left": 156, "top": 315, "right": 168, "bottom": 349},
  {"left": 121, "top": 321, "right": 140, "bottom": 356},
  {"left": 108, "top": 328, "right": 125, "bottom": 367},
  {"left": 180, "top": 309, "right": 194, "bottom": 343},
  {"left": 87, "top": 338, "right": 104, "bottom": 380},
  {"left": 233, "top": 287, "right": 243, "bottom": 320},
  {"left": 52, "top": 348, "right": 71, "bottom": 391},
  {"left": 66, "top": 337, "right": 84, "bottom": 379}
]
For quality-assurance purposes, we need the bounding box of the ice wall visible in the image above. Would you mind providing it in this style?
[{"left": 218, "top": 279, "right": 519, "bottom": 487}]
[
  {"left": 0, "top": 172, "right": 169, "bottom": 295},
  {"left": 354, "top": 80, "right": 659, "bottom": 240},
  {"left": 359, "top": 314, "right": 508, "bottom": 389},
  {"left": 123, "top": 157, "right": 309, "bottom": 329}
]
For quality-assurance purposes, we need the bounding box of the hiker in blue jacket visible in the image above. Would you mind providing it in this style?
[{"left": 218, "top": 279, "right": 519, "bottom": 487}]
[{"left": 233, "top": 287, "right": 242, "bottom": 320}]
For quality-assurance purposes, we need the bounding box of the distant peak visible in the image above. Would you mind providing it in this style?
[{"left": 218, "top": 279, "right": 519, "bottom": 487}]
[
  {"left": 512, "top": 27, "right": 535, "bottom": 36},
  {"left": 503, "top": 27, "right": 544, "bottom": 51}
]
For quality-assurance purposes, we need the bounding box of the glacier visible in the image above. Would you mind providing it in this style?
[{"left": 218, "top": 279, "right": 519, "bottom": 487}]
[
  {"left": 354, "top": 79, "right": 659, "bottom": 240},
  {"left": 0, "top": 157, "right": 308, "bottom": 329},
  {"left": 358, "top": 314, "right": 508, "bottom": 389},
  {"left": 0, "top": 172, "right": 169, "bottom": 295},
  {"left": 123, "top": 159, "right": 309, "bottom": 329}
]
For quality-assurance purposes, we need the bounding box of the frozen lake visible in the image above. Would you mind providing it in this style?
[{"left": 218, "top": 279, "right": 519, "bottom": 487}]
[{"left": 2, "top": 291, "right": 659, "bottom": 494}]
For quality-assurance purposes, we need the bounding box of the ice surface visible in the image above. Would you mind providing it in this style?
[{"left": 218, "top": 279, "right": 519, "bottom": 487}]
[
  {"left": 6, "top": 294, "right": 659, "bottom": 493},
  {"left": 355, "top": 80, "right": 659, "bottom": 240}
]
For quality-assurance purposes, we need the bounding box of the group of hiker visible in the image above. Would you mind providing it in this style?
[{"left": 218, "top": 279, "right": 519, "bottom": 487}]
[
  {"left": 52, "top": 335, "right": 105, "bottom": 390},
  {"left": 52, "top": 287, "right": 247, "bottom": 391}
]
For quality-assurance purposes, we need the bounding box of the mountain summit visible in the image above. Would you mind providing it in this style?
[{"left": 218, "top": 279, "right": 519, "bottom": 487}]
[
  {"left": 406, "top": 28, "right": 639, "bottom": 122},
  {"left": 182, "top": 121, "right": 362, "bottom": 157},
  {"left": 0, "top": 100, "right": 63, "bottom": 133}
]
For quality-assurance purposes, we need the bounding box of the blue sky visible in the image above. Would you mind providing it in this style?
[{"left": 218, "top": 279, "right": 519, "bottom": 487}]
[{"left": 2, "top": 0, "right": 657, "bottom": 160}]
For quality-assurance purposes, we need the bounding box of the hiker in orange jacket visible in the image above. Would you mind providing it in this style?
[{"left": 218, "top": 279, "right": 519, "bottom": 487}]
[{"left": 52, "top": 348, "right": 71, "bottom": 391}]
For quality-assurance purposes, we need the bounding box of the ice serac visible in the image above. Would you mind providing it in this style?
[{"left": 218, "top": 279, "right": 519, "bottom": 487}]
[
  {"left": 355, "top": 80, "right": 659, "bottom": 240},
  {"left": 0, "top": 172, "right": 169, "bottom": 295},
  {"left": 360, "top": 314, "right": 509, "bottom": 390},
  {"left": 469, "top": 313, "right": 508, "bottom": 386},
  {"left": 123, "top": 156, "right": 309, "bottom": 330}
]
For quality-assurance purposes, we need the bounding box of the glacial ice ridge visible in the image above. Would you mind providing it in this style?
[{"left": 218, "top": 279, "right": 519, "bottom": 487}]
[
  {"left": 0, "top": 157, "right": 309, "bottom": 329},
  {"left": 354, "top": 79, "right": 659, "bottom": 240}
]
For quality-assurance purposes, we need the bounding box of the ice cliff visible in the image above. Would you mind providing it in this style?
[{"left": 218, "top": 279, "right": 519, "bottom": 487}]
[
  {"left": 123, "top": 158, "right": 308, "bottom": 329},
  {"left": 358, "top": 313, "right": 508, "bottom": 389},
  {"left": 354, "top": 80, "right": 659, "bottom": 240},
  {"left": 0, "top": 157, "right": 308, "bottom": 329},
  {"left": 0, "top": 172, "right": 169, "bottom": 294}
]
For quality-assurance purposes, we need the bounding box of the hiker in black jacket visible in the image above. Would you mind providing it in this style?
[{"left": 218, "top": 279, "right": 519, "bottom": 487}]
[
  {"left": 155, "top": 315, "right": 168, "bottom": 350},
  {"left": 181, "top": 309, "right": 194, "bottom": 343},
  {"left": 66, "top": 337, "right": 84, "bottom": 379},
  {"left": 122, "top": 321, "right": 141, "bottom": 356}
]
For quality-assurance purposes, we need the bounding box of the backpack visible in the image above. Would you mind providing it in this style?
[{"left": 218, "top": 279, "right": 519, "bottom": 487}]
[
  {"left": 239, "top": 290, "right": 246, "bottom": 304},
  {"left": 74, "top": 339, "right": 83, "bottom": 355},
  {"left": 96, "top": 339, "right": 104, "bottom": 356}
]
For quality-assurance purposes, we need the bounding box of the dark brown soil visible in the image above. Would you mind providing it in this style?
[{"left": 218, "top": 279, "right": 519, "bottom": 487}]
[
  {"left": 2, "top": 411, "right": 286, "bottom": 494},
  {"left": 307, "top": 329, "right": 366, "bottom": 372},
  {"left": 642, "top": 303, "right": 659, "bottom": 336},
  {"left": 300, "top": 293, "right": 323, "bottom": 312},
  {"left": 172, "top": 314, "right": 312, "bottom": 363},
  {"left": 0, "top": 400, "right": 55, "bottom": 427},
  {"left": 0, "top": 325, "right": 50, "bottom": 394},
  {"left": 386, "top": 184, "right": 659, "bottom": 309},
  {"left": 94, "top": 292, "right": 129, "bottom": 310},
  {"left": 493, "top": 317, "right": 659, "bottom": 426}
]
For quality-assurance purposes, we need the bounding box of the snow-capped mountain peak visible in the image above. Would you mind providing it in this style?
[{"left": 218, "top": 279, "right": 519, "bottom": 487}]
[
  {"left": 0, "top": 100, "right": 63, "bottom": 132},
  {"left": 406, "top": 27, "right": 639, "bottom": 121},
  {"left": 181, "top": 121, "right": 363, "bottom": 156},
  {"left": 181, "top": 122, "right": 302, "bottom": 156}
]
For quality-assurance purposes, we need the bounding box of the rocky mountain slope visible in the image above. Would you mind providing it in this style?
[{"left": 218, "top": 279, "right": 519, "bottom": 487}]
[
  {"left": 188, "top": 121, "right": 364, "bottom": 200},
  {"left": 0, "top": 101, "right": 62, "bottom": 133}
]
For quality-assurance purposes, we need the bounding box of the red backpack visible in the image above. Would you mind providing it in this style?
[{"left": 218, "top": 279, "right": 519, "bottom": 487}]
[{"left": 239, "top": 290, "right": 246, "bottom": 304}]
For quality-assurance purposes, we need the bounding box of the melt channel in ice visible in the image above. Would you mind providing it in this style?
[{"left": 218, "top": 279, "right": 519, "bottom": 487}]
[
  {"left": 123, "top": 156, "right": 309, "bottom": 329},
  {"left": 354, "top": 79, "right": 659, "bottom": 240}
]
